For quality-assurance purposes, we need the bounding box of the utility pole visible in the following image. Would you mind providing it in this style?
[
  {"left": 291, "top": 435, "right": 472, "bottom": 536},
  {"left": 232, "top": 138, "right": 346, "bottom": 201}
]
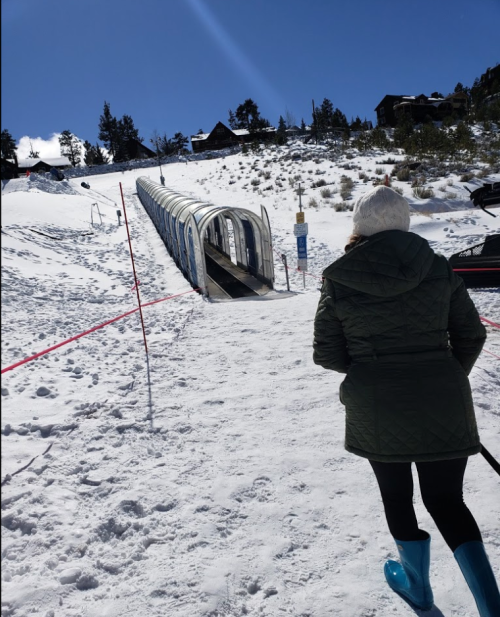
[
  {"left": 312, "top": 99, "right": 318, "bottom": 145},
  {"left": 150, "top": 138, "right": 165, "bottom": 185}
]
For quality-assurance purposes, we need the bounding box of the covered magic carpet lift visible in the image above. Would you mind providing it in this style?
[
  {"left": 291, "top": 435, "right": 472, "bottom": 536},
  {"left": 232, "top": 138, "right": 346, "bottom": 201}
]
[{"left": 136, "top": 177, "right": 275, "bottom": 299}]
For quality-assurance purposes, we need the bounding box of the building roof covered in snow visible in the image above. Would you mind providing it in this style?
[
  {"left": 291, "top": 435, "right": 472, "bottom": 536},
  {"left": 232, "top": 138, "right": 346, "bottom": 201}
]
[
  {"left": 17, "top": 157, "right": 72, "bottom": 169},
  {"left": 191, "top": 122, "right": 276, "bottom": 152}
]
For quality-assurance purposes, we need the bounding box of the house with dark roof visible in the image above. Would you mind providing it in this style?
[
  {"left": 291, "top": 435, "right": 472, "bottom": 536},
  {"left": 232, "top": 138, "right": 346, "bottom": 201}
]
[
  {"left": 375, "top": 95, "right": 411, "bottom": 127},
  {"left": 1, "top": 158, "right": 18, "bottom": 180},
  {"left": 375, "top": 92, "right": 468, "bottom": 127},
  {"left": 16, "top": 156, "right": 72, "bottom": 175},
  {"left": 191, "top": 121, "right": 276, "bottom": 153},
  {"left": 128, "top": 139, "right": 157, "bottom": 160}
]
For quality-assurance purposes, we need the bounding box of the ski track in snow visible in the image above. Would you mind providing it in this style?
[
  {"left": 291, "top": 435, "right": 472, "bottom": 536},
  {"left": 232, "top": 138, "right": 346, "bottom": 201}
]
[{"left": 1, "top": 151, "right": 499, "bottom": 617}]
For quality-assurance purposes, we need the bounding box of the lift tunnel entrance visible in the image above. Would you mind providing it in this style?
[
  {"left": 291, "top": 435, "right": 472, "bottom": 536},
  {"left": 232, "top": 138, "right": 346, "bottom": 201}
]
[{"left": 136, "top": 177, "right": 275, "bottom": 299}]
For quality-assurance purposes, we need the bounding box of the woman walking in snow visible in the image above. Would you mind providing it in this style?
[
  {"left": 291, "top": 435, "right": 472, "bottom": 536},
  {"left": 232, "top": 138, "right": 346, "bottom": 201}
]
[{"left": 313, "top": 185, "right": 500, "bottom": 616}]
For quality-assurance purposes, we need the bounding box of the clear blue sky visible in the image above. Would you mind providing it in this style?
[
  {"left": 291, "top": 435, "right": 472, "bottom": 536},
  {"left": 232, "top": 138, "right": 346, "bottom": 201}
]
[{"left": 2, "top": 0, "right": 499, "bottom": 153}]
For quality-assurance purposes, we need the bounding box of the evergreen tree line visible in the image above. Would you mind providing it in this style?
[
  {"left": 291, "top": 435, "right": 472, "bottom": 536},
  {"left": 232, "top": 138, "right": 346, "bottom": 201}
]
[
  {"left": 95, "top": 102, "right": 188, "bottom": 162},
  {"left": 1, "top": 129, "right": 18, "bottom": 162},
  {"left": 150, "top": 132, "right": 190, "bottom": 157},
  {"left": 0, "top": 101, "right": 191, "bottom": 168},
  {"left": 454, "top": 66, "right": 500, "bottom": 123},
  {"left": 225, "top": 97, "right": 354, "bottom": 147},
  {"left": 1, "top": 63, "right": 498, "bottom": 165},
  {"left": 350, "top": 117, "right": 480, "bottom": 159},
  {"left": 391, "top": 115, "right": 477, "bottom": 157}
]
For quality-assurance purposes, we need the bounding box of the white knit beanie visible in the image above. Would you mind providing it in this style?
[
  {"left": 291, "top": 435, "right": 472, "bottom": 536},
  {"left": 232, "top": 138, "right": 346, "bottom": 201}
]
[{"left": 352, "top": 186, "right": 410, "bottom": 236}]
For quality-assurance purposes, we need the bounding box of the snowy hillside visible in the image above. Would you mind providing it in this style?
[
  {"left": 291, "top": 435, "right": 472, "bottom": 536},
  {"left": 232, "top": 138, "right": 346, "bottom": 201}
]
[{"left": 1, "top": 144, "right": 499, "bottom": 617}]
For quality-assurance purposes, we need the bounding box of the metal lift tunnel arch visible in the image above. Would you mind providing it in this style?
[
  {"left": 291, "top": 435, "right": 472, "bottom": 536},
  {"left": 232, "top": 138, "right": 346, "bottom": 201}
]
[{"left": 136, "top": 177, "right": 275, "bottom": 299}]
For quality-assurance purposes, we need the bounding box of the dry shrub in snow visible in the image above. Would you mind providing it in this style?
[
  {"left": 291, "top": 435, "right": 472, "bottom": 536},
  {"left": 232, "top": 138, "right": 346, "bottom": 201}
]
[
  {"left": 320, "top": 187, "right": 333, "bottom": 199},
  {"left": 333, "top": 202, "right": 351, "bottom": 212},
  {"left": 412, "top": 184, "right": 434, "bottom": 199},
  {"left": 396, "top": 168, "right": 411, "bottom": 182},
  {"left": 312, "top": 179, "right": 327, "bottom": 188}
]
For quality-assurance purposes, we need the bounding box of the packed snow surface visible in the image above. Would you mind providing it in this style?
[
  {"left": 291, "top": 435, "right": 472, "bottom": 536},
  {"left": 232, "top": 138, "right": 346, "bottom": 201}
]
[{"left": 1, "top": 146, "right": 499, "bottom": 617}]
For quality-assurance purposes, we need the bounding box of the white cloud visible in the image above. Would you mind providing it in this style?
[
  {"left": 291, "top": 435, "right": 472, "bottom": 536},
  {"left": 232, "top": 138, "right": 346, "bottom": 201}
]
[
  {"left": 16, "top": 133, "right": 64, "bottom": 159},
  {"left": 15, "top": 134, "right": 108, "bottom": 166}
]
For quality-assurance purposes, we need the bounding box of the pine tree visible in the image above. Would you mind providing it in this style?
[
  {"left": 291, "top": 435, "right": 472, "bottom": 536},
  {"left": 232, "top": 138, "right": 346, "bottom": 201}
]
[
  {"left": 171, "top": 132, "right": 189, "bottom": 154},
  {"left": 83, "top": 140, "right": 109, "bottom": 166},
  {"left": 275, "top": 116, "right": 287, "bottom": 145},
  {"left": 285, "top": 109, "right": 296, "bottom": 129},
  {"left": 404, "top": 123, "right": 453, "bottom": 158},
  {"left": 98, "top": 101, "right": 119, "bottom": 160},
  {"left": 228, "top": 110, "right": 237, "bottom": 130},
  {"left": 470, "top": 77, "right": 485, "bottom": 115},
  {"left": 371, "top": 126, "right": 389, "bottom": 150},
  {"left": 228, "top": 99, "right": 270, "bottom": 132},
  {"left": 117, "top": 114, "right": 141, "bottom": 161},
  {"left": 350, "top": 116, "right": 363, "bottom": 131},
  {"left": 83, "top": 140, "right": 95, "bottom": 166},
  {"left": 453, "top": 122, "right": 475, "bottom": 155},
  {"left": 393, "top": 114, "right": 414, "bottom": 149},
  {"left": 93, "top": 144, "right": 109, "bottom": 165},
  {"left": 157, "top": 133, "right": 172, "bottom": 156},
  {"left": 113, "top": 139, "right": 128, "bottom": 163},
  {"left": 312, "top": 99, "right": 348, "bottom": 139},
  {"left": 332, "top": 107, "right": 349, "bottom": 130},
  {"left": 485, "top": 99, "right": 500, "bottom": 124},
  {"left": 314, "top": 98, "right": 333, "bottom": 135},
  {"left": 353, "top": 129, "right": 370, "bottom": 153},
  {"left": 59, "top": 130, "right": 82, "bottom": 166},
  {"left": 1, "top": 129, "right": 17, "bottom": 161}
]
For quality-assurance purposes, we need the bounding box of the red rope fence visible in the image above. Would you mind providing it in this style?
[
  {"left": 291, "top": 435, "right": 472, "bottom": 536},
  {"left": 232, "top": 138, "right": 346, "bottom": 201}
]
[
  {"left": 272, "top": 245, "right": 499, "bottom": 359},
  {"left": 453, "top": 268, "right": 500, "bottom": 272},
  {"left": 2, "top": 253, "right": 498, "bottom": 375},
  {"left": 1, "top": 288, "right": 200, "bottom": 374},
  {"left": 480, "top": 317, "right": 500, "bottom": 329}
]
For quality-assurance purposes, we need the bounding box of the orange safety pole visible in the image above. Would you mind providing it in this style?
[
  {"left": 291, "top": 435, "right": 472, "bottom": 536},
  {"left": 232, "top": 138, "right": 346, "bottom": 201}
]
[{"left": 119, "top": 182, "right": 148, "bottom": 354}]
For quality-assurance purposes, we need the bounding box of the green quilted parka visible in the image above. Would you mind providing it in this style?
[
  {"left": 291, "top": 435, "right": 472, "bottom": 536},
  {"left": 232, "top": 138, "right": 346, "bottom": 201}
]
[{"left": 313, "top": 230, "right": 487, "bottom": 463}]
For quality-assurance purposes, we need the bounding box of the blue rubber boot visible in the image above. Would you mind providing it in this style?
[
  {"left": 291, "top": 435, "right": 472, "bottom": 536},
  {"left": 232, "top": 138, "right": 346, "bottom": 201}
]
[
  {"left": 384, "top": 532, "right": 434, "bottom": 611},
  {"left": 454, "top": 541, "right": 500, "bottom": 617}
]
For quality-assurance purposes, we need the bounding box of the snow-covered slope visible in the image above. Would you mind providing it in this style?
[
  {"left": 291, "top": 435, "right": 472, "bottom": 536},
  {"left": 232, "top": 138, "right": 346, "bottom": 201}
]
[{"left": 1, "top": 148, "right": 499, "bottom": 617}]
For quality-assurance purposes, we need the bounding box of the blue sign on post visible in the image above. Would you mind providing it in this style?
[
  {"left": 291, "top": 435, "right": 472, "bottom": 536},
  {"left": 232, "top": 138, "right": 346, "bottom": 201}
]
[
  {"left": 297, "top": 235, "right": 308, "bottom": 272},
  {"left": 297, "top": 235, "right": 307, "bottom": 259}
]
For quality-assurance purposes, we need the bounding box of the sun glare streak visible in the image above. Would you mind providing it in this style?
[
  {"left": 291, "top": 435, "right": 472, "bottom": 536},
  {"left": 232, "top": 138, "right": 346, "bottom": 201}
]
[{"left": 185, "top": 0, "right": 285, "bottom": 118}]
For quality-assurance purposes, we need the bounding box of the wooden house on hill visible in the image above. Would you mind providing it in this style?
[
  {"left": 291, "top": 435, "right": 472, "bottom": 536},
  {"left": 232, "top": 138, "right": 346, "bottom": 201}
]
[
  {"left": 375, "top": 95, "right": 411, "bottom": 128},
  {"left": 16, "top": 156, "right": 71, "bottom": 175},
  {"left": 191, "top": 121, "right": 276, "bottom": 153},
  {"left": 375, "top": 92, "right": 468, "bottom": 127},
  {"left": 128, "top": 139, "right": 157, "bottom": 160},
  {"left": 1, "top": 158, "right": 18, "bottom": 180}
]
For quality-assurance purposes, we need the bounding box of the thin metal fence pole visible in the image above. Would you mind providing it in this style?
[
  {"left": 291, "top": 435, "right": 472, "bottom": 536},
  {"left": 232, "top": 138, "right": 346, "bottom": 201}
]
[
  {"left": 119, "top": 182, "right": 148, "bottom": 355},
  {"left": 282, "top": 253, "right": 290, "bottom": 292}
]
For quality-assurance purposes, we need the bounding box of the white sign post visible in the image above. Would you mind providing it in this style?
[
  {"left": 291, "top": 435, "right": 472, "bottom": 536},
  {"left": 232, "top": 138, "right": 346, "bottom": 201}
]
[
  {"left": 294, "top": 188, "right": 308, "bottom": 288},
  {"left": 293, "top": 223, "right": 309, "bottom": 237}
]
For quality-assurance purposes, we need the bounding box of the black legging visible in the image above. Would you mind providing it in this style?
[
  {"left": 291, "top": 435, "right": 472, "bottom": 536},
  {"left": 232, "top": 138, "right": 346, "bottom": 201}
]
[{"left": 369, "top": 458, "right": 482, "bottom": 552}]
